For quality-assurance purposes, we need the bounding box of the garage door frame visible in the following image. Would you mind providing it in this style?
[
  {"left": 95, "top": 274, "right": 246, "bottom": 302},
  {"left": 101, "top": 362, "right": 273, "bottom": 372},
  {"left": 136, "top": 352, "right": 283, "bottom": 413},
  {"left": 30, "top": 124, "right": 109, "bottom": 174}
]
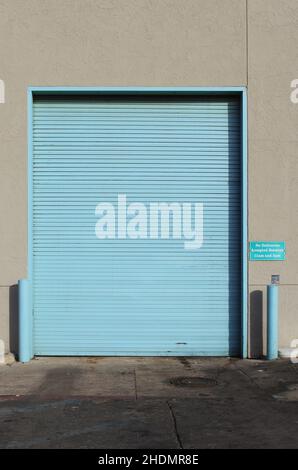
[{"left": 25, "top": 86, "right": 248, "bottom": 360}]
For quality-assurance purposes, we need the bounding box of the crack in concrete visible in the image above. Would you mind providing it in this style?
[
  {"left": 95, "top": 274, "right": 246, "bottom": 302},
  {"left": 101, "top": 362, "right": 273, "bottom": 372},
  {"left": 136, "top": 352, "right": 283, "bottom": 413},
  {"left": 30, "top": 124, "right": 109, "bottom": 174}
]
[
  {"left": 233, "top": 363, "right": 262, "bottom": 388},
  {"left": 167, "top": 400, "right": 183, "bottom": 449}
]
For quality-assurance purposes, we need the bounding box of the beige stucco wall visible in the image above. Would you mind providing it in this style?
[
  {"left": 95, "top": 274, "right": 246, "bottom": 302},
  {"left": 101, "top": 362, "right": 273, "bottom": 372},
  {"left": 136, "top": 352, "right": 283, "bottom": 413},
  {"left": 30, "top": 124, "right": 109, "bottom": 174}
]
[
  {"left": 248, "top": 0, "right": 298, "bottom": 355},
  {"left": 0, "top": 0, "right": 297, "bottom": 356}
]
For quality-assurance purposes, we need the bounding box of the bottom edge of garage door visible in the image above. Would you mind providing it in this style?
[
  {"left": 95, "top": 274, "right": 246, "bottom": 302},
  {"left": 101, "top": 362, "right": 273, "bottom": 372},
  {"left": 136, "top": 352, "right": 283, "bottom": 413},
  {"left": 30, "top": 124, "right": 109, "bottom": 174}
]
[{"left": 33, "top": 350, "right": 240, "bottom": 357}]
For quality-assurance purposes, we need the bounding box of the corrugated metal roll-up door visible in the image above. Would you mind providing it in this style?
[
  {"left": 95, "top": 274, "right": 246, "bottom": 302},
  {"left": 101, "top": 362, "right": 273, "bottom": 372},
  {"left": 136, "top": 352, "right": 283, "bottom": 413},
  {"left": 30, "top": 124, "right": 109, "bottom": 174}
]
[{"left": 32, "top": 94, "right": 241, "bottom": 356}]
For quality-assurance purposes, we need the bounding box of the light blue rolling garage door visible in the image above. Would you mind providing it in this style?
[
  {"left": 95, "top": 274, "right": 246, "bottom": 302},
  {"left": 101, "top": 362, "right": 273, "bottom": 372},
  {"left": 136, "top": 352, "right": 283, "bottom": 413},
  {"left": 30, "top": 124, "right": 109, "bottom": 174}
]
[{"left": 32, "top": 94, "right": 241, "bottom": 356}]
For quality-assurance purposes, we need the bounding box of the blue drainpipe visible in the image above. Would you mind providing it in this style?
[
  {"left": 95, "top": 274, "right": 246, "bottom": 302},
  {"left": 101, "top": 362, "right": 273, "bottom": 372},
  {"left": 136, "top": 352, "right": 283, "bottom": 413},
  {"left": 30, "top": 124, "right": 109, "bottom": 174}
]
[{"left": 267, "top": 283, "right": 279, "bottom": 360}]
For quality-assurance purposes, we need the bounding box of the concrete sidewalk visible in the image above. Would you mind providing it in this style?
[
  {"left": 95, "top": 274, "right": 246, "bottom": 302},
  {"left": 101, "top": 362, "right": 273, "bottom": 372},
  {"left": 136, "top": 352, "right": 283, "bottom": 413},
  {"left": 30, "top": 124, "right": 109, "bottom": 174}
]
[{"left": 0, "top": 357, "right": 297, "bottom": 448}]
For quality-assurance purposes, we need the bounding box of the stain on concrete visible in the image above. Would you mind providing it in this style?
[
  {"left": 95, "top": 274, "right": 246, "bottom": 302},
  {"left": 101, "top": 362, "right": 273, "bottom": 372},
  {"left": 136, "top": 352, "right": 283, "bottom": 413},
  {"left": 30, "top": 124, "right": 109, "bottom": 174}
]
[
  {"left": 168, "top": 376, "right": 217, "bottom": 388},
  {"left": 30, "top": 367, "right": 82, "bottom": 397},
  {"left": 177, "top": 357, "right": 192, "bottom": 370}
]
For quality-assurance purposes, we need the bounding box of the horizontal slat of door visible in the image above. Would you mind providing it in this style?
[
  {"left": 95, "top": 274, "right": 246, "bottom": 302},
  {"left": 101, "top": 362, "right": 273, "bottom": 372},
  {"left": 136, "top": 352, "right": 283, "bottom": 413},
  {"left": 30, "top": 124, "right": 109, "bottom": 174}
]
[{"left": 32, "top": 95, "right": 241, "bottom": 356}]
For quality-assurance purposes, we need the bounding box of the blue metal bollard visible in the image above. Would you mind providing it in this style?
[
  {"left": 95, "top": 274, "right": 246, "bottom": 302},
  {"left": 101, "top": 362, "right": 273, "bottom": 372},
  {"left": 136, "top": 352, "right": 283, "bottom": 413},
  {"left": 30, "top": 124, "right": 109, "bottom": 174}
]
[
  {"left": 18, "top": 279, "right": 33, "bottom": 362},
  {"left": 267, "top": 284, "right": 279, "bottom": 360}
]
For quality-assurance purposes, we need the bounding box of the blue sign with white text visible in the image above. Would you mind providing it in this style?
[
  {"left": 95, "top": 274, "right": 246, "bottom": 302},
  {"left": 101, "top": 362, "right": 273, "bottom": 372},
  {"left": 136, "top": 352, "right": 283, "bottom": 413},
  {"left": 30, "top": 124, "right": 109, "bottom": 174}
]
[{"left": 249, "top": 241, "right": 286, "bottom": 261}]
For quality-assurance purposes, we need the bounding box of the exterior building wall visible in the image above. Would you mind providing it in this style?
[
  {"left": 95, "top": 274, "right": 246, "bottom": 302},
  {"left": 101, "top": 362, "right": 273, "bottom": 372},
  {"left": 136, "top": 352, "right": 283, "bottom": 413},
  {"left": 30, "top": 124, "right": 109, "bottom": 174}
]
[
  {"left": 248, "top": 0, "right": 298, "bottom": 355},
  {"left": 0, "top": 0, "right": 297, "bottom": 356}
]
